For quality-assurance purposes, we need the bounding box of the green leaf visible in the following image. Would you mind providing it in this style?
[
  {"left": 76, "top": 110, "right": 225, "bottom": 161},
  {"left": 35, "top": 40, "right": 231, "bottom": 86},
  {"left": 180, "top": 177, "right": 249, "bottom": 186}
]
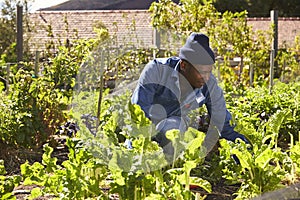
[
  {"left": 266, "top": 109, "right": 291, "bottom": 135},
  {"left": 231, "top": 148, "right": 252, "bottom": 171},
  {"left": 255, "top": 148, "right": 273, "bottom": 169},
  {"left": 189, "top": 177, "right": 212, "bottom": 193},
  {"left": 129, "top": 103, "right": 151, "bottom": 127},
  {"left": 42, "top": 144, "right": 59, "bottom": 173},
  {"left": 186, "top": 137, "right": 204, "bottom": 156},
  {"left": 28, "top": 187, "right": 42, "bottom": 200},
  {"left": 0, "top": 160, "right": 6, "bottom": 175},
  {"left": 144, "top": 193, "right": 165, "bottom": 200},
  {"left": 183, "top": 160, "right": 197, "bottom": 174},
  {"left": 110, "top": 170, "right": 125, "bottom": 186},
  {"left": 0, "top": 192, "right": 15, "bottom": 200},
  {"left": 165, "top": 129, "right": 180, "bottom": 142}
]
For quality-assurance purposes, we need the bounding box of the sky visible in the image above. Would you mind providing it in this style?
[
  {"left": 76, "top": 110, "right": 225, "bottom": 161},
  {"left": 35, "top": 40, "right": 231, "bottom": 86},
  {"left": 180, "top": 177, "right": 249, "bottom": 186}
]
[{"left": 29, "top": 0, "right": 69, "bottom": 11}]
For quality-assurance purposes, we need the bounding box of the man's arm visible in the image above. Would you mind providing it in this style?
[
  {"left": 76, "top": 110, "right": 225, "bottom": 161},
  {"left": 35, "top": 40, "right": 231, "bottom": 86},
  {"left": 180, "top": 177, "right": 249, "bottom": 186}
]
[
  {"left": 203, "top": 74, "right": 247, "bottom": 143},
  {"left": 131, "top": 61, "right": 162, "bottom": 123}
]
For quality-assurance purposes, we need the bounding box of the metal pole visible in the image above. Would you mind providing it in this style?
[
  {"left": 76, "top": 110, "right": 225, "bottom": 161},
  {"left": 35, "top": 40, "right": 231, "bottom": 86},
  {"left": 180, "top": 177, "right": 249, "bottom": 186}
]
[
  {"left": 17, "top": 5, "right": 23, "bottom": 67},
  {"left": 270, "top": 49, "right": 275, "bottom": 94},
  {"left": 271, "top": 10, "right": 279, "bottom": 78}
]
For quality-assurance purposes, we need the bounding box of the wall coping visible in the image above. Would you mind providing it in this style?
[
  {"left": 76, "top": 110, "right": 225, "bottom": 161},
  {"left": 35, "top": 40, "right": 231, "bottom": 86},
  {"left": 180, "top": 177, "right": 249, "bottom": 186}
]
[{"left": 31, "top": 9, "right": 150, "bottom": 14}]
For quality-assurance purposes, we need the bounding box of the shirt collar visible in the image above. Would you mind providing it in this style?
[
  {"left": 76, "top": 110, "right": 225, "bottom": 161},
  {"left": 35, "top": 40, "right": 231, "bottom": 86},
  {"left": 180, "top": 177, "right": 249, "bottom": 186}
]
[{"left": 171, "top": 60, "right": 181, "bottom": 79}]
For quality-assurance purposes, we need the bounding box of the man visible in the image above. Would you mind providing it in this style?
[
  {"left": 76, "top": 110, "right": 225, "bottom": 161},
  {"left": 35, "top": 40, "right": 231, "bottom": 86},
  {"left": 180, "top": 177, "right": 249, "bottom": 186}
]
[{"left": 131, "top": 32, "right": 247, "bottom": 156}]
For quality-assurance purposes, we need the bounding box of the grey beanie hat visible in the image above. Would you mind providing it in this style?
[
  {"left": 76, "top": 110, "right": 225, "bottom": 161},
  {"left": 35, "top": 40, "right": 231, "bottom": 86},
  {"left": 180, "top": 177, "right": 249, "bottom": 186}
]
[{"left": 179, "top": 32, "right": 215, "bottom": 65}]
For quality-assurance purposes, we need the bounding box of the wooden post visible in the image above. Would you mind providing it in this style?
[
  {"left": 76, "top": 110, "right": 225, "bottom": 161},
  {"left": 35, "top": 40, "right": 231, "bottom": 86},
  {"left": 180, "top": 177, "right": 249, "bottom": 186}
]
[
  {"left": 115, "top": 48, "right": 119, "bottom": 87},
  {"left": 216, "top": 56, "right": 222, "bottom": 82},
  {"left": 154, "top": 29, "right": 161, "bottom": 49},
  {"left": 16, "top": 5, "right": 23, "bottom": 67},
  {"left": 34, "top": 51, "right": 40, "bottom": 77},
  {"left": 249, "top": 63, "right": 254, "bottom": 87},
  {"left": 281, "top": 60, "right": 286, "bottom": 82},
  {"left": 97, "top": 49, "right": 105, "bottom": 126},
  {"left": 6, "top": 63, "right": 10, "bottom": 94},
  {"left": 217, "top": 61, "right": 221, "bottom": 82}
]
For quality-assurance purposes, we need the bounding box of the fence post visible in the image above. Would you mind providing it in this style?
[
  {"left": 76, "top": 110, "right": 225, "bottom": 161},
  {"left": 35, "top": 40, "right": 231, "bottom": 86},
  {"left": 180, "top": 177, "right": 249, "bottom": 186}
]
[
  {"left": 249, "top": 63, "right": 254, "bottom": 87},
  {"left": 281, "top": 60, "right": 286, "bottom": 82},
  {"left": 34, "top": 51, "right": 40, "bottom": 77},
  {"left": 270, "top": 10, "right": 279, "bottom": 78},
  {"left": 6, "top": 63, "right": 10, "bottom": 94},
  {"left": 97, "top": 49, "right": 105, "bottom": 126},
  {"left": 270, "top": 49, "right": 275, "bottom": 94},
  {"left": 216, "top": 56, "right": 222, "bottom": 82},
  {"left": 17, "top": 5, "right": 23, "bottom": 68},
  {"left": 154, "top": 29, "right": 161, "bottom": 49}
]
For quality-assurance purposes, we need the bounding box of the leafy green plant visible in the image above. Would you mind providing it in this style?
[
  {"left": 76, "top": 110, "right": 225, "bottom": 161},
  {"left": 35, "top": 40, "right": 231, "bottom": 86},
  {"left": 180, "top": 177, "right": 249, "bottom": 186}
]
[
  {"left": 219, "top": 109, "right": 295, "bottom": 199},
  {"left": 74, "top": 89, "right": 212, "bottom": 199},
  {"left": 227, "top": 81, "right": 300, "bottom": 146},
  {"left": 21, "top": 140, "right": 108, "bottom": 199},
  {"left": 0, "top": 68, "right": 69, "bottom": 148},
  {"left": 289, "top": 132, "right": 300, "bottom": 177},
  {"left": 0, "top": 160, "right": 21, "bottom": 200},
  {"left": 162, "top": 128, "right": 212, "bottom": 200},
  {"left": 43, "top": 39, "right": 93, "bottom": 98},
  {"left": 106, "top": 118, "right": 211, "bottom": 199},
  {"left": 0, "top": 36, "right": 100, "bottom": 149}
]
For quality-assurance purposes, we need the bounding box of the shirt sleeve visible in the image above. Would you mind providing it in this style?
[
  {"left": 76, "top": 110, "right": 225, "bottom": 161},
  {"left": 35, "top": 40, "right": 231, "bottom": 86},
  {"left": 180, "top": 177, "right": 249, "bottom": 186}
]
[
  {"left": 203, "top": 75, "right": 247, "bottom": 143},
  {"left": 131, "top": 60, "right": 162, "bottom": 122}
]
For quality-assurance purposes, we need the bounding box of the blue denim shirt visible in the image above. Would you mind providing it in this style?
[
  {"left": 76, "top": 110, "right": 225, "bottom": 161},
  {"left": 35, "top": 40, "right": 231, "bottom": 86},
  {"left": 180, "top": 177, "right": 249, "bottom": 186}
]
[{"left": 131, "top": 57, "right": 247, "bottom": 142}]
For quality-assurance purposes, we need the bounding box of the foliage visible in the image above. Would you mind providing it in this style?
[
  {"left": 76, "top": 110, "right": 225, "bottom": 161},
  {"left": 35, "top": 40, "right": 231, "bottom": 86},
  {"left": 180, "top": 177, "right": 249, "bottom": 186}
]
[
  {"left": 227, "top": 81, "right": 300, "bottom": 145},
  {"left": 0, "top": 160, "right": 21, "bottom": 200},
  {"left": 0, "top": 0, "right": 32, "bottom": 62},
  {"left": 213, "top": 0, "right": 300, "bottom": 17},
  {"left": 219, "top": 109, "right": 294, "bottom": 199},
  {"left": 277, "top": 35, "right": 300, "bottom": 82},
  {"left": 216, "top": 80, "right": 300, "bottom": 198},
  {"left": 150, "top": 0, "right": 219, "bottom": 35},
  {"left": 20, "top": 93, "right": 212, "bottom": 200},
  {"left": 21, "top": 140, "right": 108, "bottom": 199},
  {"left": 0, "top": 68, "right": 69, "bottom": 148},
  {"left": 149, "top": 0, "right": 299, "bottom": 91},
  {"left": 0, "top": 0, "right": 17, "bottom": 57},
  {"left": 0, "top": 31, "right": 100, "bottom": 148},
  {"left": 219, "top": 138, "right": 290, "bottom": 199},
  {"left": 289, "top": 133, "right": 300, "bottom": 176},
  {"left": 43, "top": 38, "right": 93, "bottom": 98}
]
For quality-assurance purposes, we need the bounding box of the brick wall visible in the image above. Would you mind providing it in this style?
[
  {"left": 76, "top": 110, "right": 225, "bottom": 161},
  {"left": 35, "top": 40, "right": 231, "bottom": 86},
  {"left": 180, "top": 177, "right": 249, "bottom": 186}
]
[
  {"left": 247, "top": 17, "right": 300, "bottom": 47},
  {"left": 27, "top": 10, "right": 300, "bottom": 51},
  {"left": 27, "top": 10, "right": 154, "bottom": 51}
]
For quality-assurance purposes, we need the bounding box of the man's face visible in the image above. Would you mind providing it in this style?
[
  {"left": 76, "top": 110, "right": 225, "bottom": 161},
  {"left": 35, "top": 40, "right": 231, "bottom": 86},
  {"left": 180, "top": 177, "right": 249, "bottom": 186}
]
[{"left": 181, "top": 61, "right": 213, "bottom": 88}]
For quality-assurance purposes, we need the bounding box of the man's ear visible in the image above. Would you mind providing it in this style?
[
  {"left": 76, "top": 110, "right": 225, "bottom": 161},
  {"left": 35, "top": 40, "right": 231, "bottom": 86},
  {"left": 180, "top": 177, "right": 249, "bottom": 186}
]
[{"left": 180, "top": 60, "right": 187, "bottom": 72}]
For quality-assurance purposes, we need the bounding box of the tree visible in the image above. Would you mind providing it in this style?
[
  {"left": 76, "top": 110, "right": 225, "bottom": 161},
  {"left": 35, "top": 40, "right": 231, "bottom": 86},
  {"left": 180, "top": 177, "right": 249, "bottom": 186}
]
[
  {"left": 0, "top": 0, "right": 32, "bottom": 63},
  {"left": 149, "top": 0, "right": 278, "bottom": 88},
  {"left": 213, "top": 0, "right": 300, "bottom": 17},
  {"left": 0, "top": 0, "right": 17, "bottom": 60}
]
